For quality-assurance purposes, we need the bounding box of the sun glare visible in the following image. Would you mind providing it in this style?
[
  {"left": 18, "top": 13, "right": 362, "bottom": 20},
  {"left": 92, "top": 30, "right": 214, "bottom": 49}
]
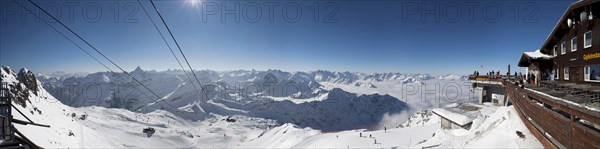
[{"left": 187, "top": 0, "right": 200, "bottom": 7}]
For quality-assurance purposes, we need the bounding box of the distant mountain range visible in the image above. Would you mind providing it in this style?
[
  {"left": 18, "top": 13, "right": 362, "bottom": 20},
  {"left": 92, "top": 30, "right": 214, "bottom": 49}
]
[{"left": 1, "top": 66, "right": 498, "bottom": 148}]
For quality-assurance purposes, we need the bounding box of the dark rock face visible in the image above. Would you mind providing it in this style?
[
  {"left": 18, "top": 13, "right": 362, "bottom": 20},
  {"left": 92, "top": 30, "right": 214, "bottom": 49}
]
[
  {"left": 17, "top": 68, "right": 39, "bottom": 95},
  {"left": 1, "top": 66, "right": 40, "bottom": 108},
  {"left": 10, "top": 83, "right": 30, "bottom": 107}
]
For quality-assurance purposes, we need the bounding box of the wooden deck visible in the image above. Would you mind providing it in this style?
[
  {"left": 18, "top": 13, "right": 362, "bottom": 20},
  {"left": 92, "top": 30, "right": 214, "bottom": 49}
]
[
  {"left": 468, "top": 75, "right": 507, "bottom": 81},
  {"left": 504, "top": 81, "right": 600, "bottom": 149}
]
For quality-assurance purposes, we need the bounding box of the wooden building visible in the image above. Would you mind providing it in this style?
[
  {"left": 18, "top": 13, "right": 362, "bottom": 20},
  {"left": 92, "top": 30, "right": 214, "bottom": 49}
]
[
  {"left": 505, "top": 2, "right": 600, "bottom": 148},
  {"left": 518, "top": 50, "right": 554, "bottom": 85},
  {"left": 539, "top": 0, "right": 600, "bottom": 85}
]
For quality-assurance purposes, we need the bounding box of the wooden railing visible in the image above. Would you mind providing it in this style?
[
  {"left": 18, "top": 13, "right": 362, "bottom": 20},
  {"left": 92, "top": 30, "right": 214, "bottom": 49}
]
[
  {"left": 468, "top": 75, "right": 517, "bottom": 82},
  {"left": 504, "top": 81, "right": 600, "bottom": 149}
]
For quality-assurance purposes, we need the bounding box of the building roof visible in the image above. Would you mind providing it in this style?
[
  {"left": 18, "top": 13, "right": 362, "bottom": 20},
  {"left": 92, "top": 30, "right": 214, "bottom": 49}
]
[
  {"left": 432, "top": 108, "right": 473, "bottom": 126},
  {"left": 524, "top": 50, "right": 554, "bottom": 60},
  {"left": 518, "top": 50, "right": 553, "bottom": 67},
  {"left": 540, "top": 0, "right": 599, "bottom": 54}
]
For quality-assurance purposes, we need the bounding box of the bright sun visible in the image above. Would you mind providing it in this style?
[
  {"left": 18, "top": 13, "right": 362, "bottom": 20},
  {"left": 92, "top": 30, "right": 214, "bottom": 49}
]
[{"left": 187, "top": 0, "right": 200, "bottom": 6}]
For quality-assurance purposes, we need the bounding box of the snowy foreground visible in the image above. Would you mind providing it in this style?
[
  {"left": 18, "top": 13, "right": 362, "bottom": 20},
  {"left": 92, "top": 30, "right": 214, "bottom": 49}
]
[{"left": 1, "top": 67, "right": 542, "bottom": 148}]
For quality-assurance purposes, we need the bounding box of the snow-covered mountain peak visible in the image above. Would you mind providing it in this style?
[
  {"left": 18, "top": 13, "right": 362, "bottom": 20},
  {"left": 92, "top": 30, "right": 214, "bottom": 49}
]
[
  {"left": 18, "top": 67, "right": 30, "bottom": 74},
  {"left": 0, "top": 66, "right": 542, "bottom": 148},
  {"left": 3, "top": 66, "right": 41, "bottom": 94},
  {"left": 438, "top": 74, "right": 468, "bottom": 81},
  {"left": 131, "top": 66, "right": 144, "bottom": 74},
  {"left": 1, "top": 66, "right": 50, "bottom": 108}
]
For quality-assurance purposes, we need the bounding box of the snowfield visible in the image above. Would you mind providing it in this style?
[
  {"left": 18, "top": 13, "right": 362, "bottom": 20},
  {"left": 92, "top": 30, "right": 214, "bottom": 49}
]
[{"left": 1, "top": 66, "right": 541, "bottom": 148}]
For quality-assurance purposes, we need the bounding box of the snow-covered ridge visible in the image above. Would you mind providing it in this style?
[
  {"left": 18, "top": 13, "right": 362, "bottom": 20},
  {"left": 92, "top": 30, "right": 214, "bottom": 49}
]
[
  {"left": 38, "top": 68, "right": 468, "bottom": 108},
  {"left": 37, "top": 67, "right": 467, "bottom": 109},
  {"left": 398, "top": 110, "right": 439, "bottom": 128},
  {"left": 239, "top": 88, "right": 409, "bottom": 131},
  {"left": 1, "top": 66, "right": 49, "bottom": 107},
  {"left": 0, "top": 66, "right": 540, "bottom": 148},
  {"left": 1, "top": 66, "right": 283, "bottom": 148},
  {"left": 44, "top": 68, "right": 468, "bottom": 84},
  {"left": 7, "top": 66, "right": 413, "bottom": 132},
  {"left": 35, "top": 67, "right": 473, "bottom": 130}
]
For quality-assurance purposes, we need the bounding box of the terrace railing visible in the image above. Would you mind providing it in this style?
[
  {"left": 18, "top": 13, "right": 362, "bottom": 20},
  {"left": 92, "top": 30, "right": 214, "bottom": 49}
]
[
  {"left": 468, "top": 75, "right": 516, "bottom": 81},
  {"left": 504, "top": 81, "right": 600, "bottom": 149}
]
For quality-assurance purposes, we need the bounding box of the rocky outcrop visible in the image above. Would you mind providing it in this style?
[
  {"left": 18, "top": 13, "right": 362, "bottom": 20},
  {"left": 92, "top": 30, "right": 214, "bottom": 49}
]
[
  {"left": 18, "top": 68, "right": 39, "bottom": 95},
  {"left": 1, "top": 66, "right": 42, "bottom": 107}
]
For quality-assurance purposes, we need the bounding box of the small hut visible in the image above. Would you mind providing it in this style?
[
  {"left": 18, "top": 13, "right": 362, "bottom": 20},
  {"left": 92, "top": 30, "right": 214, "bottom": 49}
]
[{"left": 432, "top": 108, "right": 474, "bottom": 130}]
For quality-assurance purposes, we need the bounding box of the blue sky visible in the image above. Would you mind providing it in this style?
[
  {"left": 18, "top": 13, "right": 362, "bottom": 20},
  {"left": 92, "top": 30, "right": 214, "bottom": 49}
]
[{"left": 0, "top": 0, "right": 575, "bottom": 74}]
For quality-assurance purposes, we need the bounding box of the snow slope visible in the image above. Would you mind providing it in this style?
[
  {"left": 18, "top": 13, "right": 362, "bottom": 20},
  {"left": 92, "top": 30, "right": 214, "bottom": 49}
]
[
  {"left": 41, "top": 68, "right": 460, "bottom": 130},
  {"left": 416, "top": 105, "right": 542, "bottom": 148},
  {"left": 1, "top": 66, "right": 274, "bottom": 148},
  {"left": 241, "top": 104, "right": 541, "bottom": 148},
  {"left": 40, "top": 68, "right": 472, "bottom": 120},
  {"left": 2, "top": 66, "right": 540, "bottom": 148}
]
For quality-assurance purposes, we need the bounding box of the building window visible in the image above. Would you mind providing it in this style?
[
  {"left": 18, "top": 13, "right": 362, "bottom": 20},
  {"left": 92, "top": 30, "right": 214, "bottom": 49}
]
[
  {"left": 564, "top": 67, "right": 569, "bottom": 80},
  {"left": 553, "top": 45, "right": 557, "bottom": 57},
  {"left": 561, "top": 42, "right": 567, "bottom": 55},
  {"left": 571, "top": 37, "right": 577, "bottom": 52},
  {"left": 584, "top": 31, "right": 592, "bottom": 49},
  {"left": 584, "top": 65, "right": 600, "bottom": 82},
  {"left": 553, "top": 69, "right": 558, "bottom": 80}
]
